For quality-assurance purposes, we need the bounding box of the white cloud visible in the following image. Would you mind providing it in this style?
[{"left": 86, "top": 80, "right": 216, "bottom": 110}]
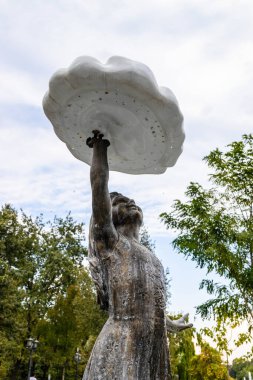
[{"left": 0, "top": 65, "right": 45, "bottom": 106}]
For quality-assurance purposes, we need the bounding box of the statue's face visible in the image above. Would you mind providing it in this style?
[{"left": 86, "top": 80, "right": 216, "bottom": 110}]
[{"left": 111, "top": 194, "right": 143, "bottom": 227}]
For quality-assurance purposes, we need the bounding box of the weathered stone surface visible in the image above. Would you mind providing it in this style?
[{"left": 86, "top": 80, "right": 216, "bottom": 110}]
[
  {"left": 85, "top": 234, "right": 169, "bottom": 379},
  {"left": 82, "top": 132, "right": 192, "bottom": 380},
  {"left": 43, "top": 56, "right": 184, "bottom": 174},
  {"left": 82, "top": 132, "right": 171, "bottom": 379}
]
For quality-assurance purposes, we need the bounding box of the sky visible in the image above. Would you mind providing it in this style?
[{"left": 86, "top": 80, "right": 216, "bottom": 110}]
[{"left": 1, "top": 0, "right": 253, "bottom": 359}]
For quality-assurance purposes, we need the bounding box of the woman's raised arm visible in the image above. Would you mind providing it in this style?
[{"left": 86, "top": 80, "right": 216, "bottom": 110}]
[{"left": 87, "top": 131, "right": 117, "bottom": 249}]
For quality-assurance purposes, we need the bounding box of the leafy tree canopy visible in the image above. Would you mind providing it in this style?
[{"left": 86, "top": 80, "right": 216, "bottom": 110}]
[
  {"left": 190, "top": 342, "right": 231, "bottom": 380},
  {"left": 0, "top": 204, "right": 107, "bottom": 380},
  {"left": 160, "top": 134, "right": 253, "bottom": 348},
  {"left": 230, "top": 356, "right": 253, "bottom": 380}
]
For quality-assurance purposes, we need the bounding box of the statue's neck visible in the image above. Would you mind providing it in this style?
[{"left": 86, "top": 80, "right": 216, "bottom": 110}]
[{"left": 116, "top": 224, "right": 140, "bottom": 241}]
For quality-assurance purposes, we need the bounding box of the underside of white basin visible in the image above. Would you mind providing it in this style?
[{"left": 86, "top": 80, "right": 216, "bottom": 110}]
[{"left": 43, "top": 56, "right": 184, "bottom": 174}]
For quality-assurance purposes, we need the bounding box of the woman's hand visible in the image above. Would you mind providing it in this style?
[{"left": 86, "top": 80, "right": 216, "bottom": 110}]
[
  {"left": 86, "top": 130, "right": 110, "bottom": 148},
  {"left": 166, "top": 313, "right": 193, "bottom": 333}
]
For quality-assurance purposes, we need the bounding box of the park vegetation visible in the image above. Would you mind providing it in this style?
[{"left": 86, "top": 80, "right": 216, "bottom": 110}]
[
  {"left": 230, "top": 357, "right": 253, "bottom": 379},
  {"left": 161, "top": 134, "right": 253, "bottom": 357},
  {"left": 0, "top": 205, "right": 106, "bottom": 379}
]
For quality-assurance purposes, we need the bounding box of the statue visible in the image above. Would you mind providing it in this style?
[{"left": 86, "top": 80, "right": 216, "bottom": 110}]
[
  {"left": 42, "top": 56, "right": 192, "bottom": 380},
  {"left": 83, "top": 131, "right": 192, "bottom": 380}
]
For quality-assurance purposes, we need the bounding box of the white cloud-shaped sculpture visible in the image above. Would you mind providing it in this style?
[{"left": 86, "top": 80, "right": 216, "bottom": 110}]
[{"left": 43, "top": 56, "right": 184, "bottom": 174}]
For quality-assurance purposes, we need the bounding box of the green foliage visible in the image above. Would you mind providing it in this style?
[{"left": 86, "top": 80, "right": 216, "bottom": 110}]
[
  {"left": 36, "top": 270, "right": 107, "bottom": 379},
  {"left": 207, "top": 330, "right": 229, "bottom": 361},
  {"left": 168, "top": 314, "right": 195, "bottom": 380},
  {"left": 161, "top": 135, "right": 253, "bottom": 345},
  {"left": 0, "top": 204, "right": 106, "bottom": 379},
  {"left": 230, "top": 357, "right": 253, "bottom": 380},
  {"left": 189, "top": 342, "right": 230, "bottom": 380}
]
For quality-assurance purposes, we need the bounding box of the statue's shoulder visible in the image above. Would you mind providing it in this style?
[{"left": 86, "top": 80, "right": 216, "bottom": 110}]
[{"left": 114, "top": 233, "right": 131, "bottom": 253}]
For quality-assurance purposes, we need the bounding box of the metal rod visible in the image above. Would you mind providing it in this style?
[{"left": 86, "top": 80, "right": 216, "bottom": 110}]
[
  {"left": 27, "top": 351, "right": 33, "bottom": 380},
  {"left": 75, "top": 360, "right": 78, "bottom": 380}
]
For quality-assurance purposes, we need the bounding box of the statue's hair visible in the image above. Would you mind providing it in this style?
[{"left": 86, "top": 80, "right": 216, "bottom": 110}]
[{"left": 109, "top": 191, "right": 122, "bottom": 202}]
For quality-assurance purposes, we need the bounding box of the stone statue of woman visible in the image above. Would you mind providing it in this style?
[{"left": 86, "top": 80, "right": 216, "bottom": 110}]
[{"left": 83, "top": 131, "right": 192, "bottom": 380}]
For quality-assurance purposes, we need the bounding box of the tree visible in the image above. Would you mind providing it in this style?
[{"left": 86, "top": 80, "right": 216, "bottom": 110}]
[
  {"left": 0, "top": 261, "right": 25, "bottom": 379},
  {"left": 0, "top": 204, "right": 104, "bottom": 379},
  {"left": 189, "top": 342, "right": 230, "bottom": 380},
  {"left": 168, "top": 314, "right": 195, "bottom": 380},
  {"left": 160, "top": 134, "right": 253, "bottom": 348},
  {"left": 230, "top": 357, "right": 253, "bottom": 380},
  {"left": 35, "top": 269, "right": 107, "bottom": 379}
]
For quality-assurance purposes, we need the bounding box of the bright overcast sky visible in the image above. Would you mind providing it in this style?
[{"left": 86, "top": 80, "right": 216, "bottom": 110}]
[{"left": 1, "top": 0, "right": 253, "bottom": 356}]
